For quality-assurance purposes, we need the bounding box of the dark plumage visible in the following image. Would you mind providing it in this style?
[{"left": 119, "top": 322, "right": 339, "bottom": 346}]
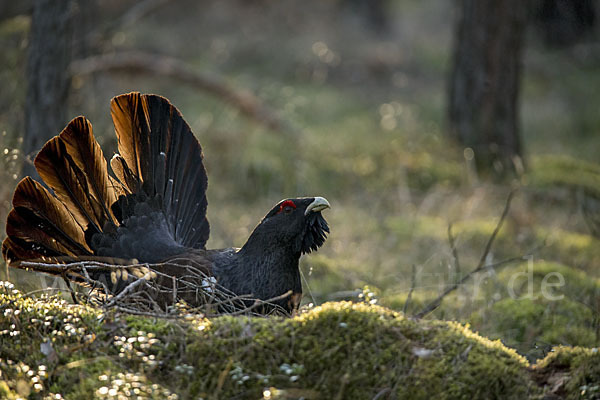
[{"left": 2, "top": 92, "right": 330, "bottom": 314}]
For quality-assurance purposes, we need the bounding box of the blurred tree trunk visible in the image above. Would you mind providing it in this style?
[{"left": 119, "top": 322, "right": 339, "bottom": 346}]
[
  {"left": 535, "top": 0, "right": 596, "bottom": 47},
  {"left": 22, "top": 0, "right": 75, "bottom": 178},
  {"left": 341, "top": 0, "right": 390, "bottom": 34},
  {"left": 0, "top": 1, "right": 32, "bottom": 23},
  {"left": 447, "top": 0, "right": 528, "bottom": 178}
]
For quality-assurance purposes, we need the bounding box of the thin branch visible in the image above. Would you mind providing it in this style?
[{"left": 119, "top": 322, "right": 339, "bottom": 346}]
[
  {"left": 414, "top": 189, "right": 517, "bottom": 319},
  {"left": 78, "top": 0, "right": 171, "bottom": 48},
  {"left": 70, "top": 51, "right": 296, "bottom": 136},
  {"left": 104, "top": 272, "right": 151, "bottom": 307},
  {"left": 60, "top": 275, "right": 77, "bottom": 304},
  {"left": 172, "top": 275, "right": 177, "bottom": 306},
  {"left": 223, "top": 291, "right": 293, "bottom": 317},
  {"left": 447, "top": 223, "right": 461, "bottom": 282},
  {"left": 113, "top": 306, "right": 183, "bottom": 319},
  {"left": 115, "top": 0, "right": 170, "bottom": 31},
  {"left": 402, "top": 264, "right": 417, "bottom": 315},
  {"left": 17, "top": 258, "right": 293, "bottom": 317}
]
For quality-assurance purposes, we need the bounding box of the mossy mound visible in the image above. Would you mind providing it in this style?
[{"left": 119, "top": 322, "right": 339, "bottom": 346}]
[
  {"left": 533, "top": 346, "right": 600, "bottom": 400},
  {"left": 469, "top": 297, "right": 597, "bottom": 362},
  {"left": 0, "top": 282, "right": 597, "bottom": 399},
  {"left": 470, "top": 262, "right": 600, "bottom": 361},
  {"left": 495, "top": 261, "right": 600, "bottom": 306},
  {"left": 185, "top": 303, "right": 535, "bottom": 399}
]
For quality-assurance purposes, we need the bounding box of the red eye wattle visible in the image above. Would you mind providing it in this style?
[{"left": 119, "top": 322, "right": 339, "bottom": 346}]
[{"left": 278, "top": 200, "right": 296, "bottom": 214}]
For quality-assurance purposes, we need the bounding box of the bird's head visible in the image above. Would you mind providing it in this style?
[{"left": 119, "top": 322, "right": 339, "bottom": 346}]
[{"left": 243, "top": 197, "right": 330, "bottom": 255}]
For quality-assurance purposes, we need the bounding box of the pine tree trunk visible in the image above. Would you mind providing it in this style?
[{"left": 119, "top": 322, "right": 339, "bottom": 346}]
[
  {"left": 447, "top": 0, "right": 527, "bottom": 177},
  {"left": 22, "top": 0, "right": 74, "bottom": 178}
]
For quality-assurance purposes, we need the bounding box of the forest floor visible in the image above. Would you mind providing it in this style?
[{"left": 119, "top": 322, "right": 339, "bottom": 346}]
[{"left": 0, "top": 0, "right": 599, "bottom": 365}]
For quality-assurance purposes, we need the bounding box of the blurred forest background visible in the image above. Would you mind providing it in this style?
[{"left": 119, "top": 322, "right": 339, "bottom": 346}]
[{"left": 0, "top": 0, "right": 599, "bottom": 361}]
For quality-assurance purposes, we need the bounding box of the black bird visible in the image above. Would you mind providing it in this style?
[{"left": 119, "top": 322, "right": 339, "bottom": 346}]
[{"left": 2, "top": 92, "right": 330, "bottom": 313}]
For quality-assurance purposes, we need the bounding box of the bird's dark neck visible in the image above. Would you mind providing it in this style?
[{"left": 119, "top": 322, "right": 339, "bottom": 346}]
[{"left": 214, "top": 237, "right": 302, "bottom": 306}]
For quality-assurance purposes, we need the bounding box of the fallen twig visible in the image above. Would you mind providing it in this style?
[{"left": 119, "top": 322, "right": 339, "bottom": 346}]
[
  {"left": 18, "top": 258, "right": 292, "bottom": 318},
  {"left": 104, "top": 269, "right": 152, "bottom": 308}
]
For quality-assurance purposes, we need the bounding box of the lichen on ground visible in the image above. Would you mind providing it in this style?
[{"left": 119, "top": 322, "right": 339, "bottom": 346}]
[{"left": 0, "top": 282, "right": 597, "bottom": 399}]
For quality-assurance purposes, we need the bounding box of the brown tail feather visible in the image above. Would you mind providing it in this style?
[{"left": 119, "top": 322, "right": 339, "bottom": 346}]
[
  {"left": 3, "top": 177, "right": 93, "bottom": 264},
  {"left": 4, "top": 92, "right": 210, "bottom": 275},
  {"left": 59, "top": 117, "right": 119, "bottom": 227},
  {"left": 34, "top": 117, "right": 117, "bottom": 235},
  {"left": 110, "top": 154, "right": 138, "bottom": 193},
  {"left": 2, "top": 236, "right": 59, "bottom": 265},
  {"left": 4, "top": 117, "right": 116, "bottom": 266},
  {"left": 110, "top": 93, "right": 210, "bottom": 249}
]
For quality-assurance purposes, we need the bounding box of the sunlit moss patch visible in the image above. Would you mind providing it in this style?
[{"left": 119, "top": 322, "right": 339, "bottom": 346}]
[{"left": 0, "top": 284, "right": 542, "bottom": 399}]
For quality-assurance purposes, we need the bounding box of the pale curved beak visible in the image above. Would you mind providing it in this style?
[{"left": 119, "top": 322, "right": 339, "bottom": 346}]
[{"left": 305, "top": 197, "right": 330, "bottom": 215}]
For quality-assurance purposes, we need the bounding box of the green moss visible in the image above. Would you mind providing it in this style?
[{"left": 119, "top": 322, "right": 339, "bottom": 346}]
[
  {"left": 527, "top": 155, "right": 600, "bottom": 196},
  {"left": 181, "top": 302, "right": 534, "bottom": 399},
  {"left": 403, "top": 153, "right": 464, "bottom": 190},
  {"left": 496, "top": 261, "right": 600, "bottom": 305},
  {"left": 467, "top": 261, "right": 599, "bottom": 361},
  {"left": 50, "top": 357, "right": 124, "bottom": 399},
  {"left": 1, "top": 283, "right": 597, "bottom": 399},
  {"left": 0, "top": 380, "right": 19, "bottom": 400},
  {"left": 386, "top": 213, "right": 600, "bottom": 274},
  {"left": 405, "top": 320, "right": 532, "bottom": 399},
  {"left": 379, "top": 289, "right": 434, "bottom": 315},
  {"left": 123, "top": 314, "right": 179, "bottom": 337},
  {"left": 534, "top": 346, "right": 600, "bottom": 399},
  {"left": 0, "top": 281, "right": 114, "bottom": 398},
  {"left": 470, "top": 297, "right": 597, "bottom": 361},
  {"left": 534, "top": 228, "right": 600, "bottom": 272}
]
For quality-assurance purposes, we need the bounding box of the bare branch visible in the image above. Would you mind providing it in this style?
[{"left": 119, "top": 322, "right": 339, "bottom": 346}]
[
  {"left": 104, "top": 270, "right": 151, "bottom": 308},
  {"left": 224, "top": 291, "right": 293, "bottom": 317},
  {"left": 18, "top": 258, "right": 293, "bottom": 318},
  {"left": 414, "top": 189, "right": 519, "bottom": 319},
  {"left": 447, "top": 223, "right": 461, "bottom": 282},
  {"left": 117, "top": 0, "right": 170, "bottom": 30},
  {"left": 70, "top": 51, "right": 296, "bottom": 136},
  {"left": 402, "top": 264, "right": 417, "bottom": 315},
  {"left": 62, "top": 275, "right": 78, "bottom": 304},
  {"left": 80, "top": 0, "right": 171, "bottom": 48}
]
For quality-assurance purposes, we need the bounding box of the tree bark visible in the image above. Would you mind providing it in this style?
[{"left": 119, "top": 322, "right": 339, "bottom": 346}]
[
  {"left": 23, "top": 0, "right": 75, "bottom": 178},
  {"left": 447, "top": 0, "right": 527, "bottom": 177},
  {"left": 0, "top": 1, "right": 32, "bottom": 23}
]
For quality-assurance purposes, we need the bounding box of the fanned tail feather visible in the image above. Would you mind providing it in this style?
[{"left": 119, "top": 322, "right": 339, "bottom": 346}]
[
  {"left": 2, "top": 177, "right": 93, "bottom": 264},
  {"left": 3, "top": 117, "right": 118, "bottom": 266},
  {"left": 3, "top": 92, "right": 211, "bottom": 285},
  {"left": 110, "top": 93, "right": 209, "bottom": 249}
]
